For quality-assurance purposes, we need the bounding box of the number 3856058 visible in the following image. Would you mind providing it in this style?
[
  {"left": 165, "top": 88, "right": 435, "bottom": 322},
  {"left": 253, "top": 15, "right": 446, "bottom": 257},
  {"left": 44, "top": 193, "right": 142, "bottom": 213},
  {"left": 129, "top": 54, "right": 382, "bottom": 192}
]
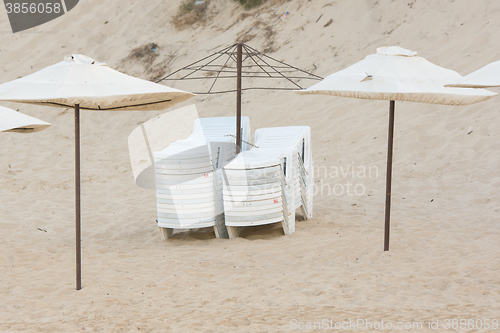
[{"left": 5, "top": 2, "right": 62, "bottom": 14}]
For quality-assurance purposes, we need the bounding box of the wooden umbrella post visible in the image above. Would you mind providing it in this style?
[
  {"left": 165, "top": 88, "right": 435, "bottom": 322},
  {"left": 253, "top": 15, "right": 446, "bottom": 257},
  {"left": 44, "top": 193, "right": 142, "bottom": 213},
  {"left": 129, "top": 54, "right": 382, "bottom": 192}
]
[
  {"left": 384, "top": 100, "right": 395, "bottom": 251},
  {"left": 75, "top": 104, "right": 82, "bottom": 290},
  {"left": 236, "top": 43, "right": 242, "bottom": 154}
]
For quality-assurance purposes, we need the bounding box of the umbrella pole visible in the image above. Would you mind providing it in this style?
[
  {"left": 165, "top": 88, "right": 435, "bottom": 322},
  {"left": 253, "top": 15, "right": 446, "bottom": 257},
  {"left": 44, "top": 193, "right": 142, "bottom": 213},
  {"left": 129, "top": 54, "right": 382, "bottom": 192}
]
[
  {"left": 75, "top": 104, "right": 82, "bottom": 290},
  {"left": 236, "top": 43, "right": 242, "bottom": 154},
  {"left": 384, "top": 100, "right": 395, "bottom": 251}
]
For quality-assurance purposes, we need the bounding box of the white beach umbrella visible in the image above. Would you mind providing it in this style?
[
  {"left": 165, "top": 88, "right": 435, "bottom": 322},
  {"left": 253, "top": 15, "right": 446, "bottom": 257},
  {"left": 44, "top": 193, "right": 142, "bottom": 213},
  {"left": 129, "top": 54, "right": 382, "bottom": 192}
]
[
  {"left": 445, "top": 59, "right": 500, "bottom": 88},
  {"left": 0, "top": 54, "right": 195, "bottom": 290},
  {"left": 0, "top": 106, "right": 50, "bottom": 133},
  {"left": 295, "top": 46, "right": 496, "bottom": 251},
  {"left": 0, "top": 54, "right": 193, "bottom": 110}
]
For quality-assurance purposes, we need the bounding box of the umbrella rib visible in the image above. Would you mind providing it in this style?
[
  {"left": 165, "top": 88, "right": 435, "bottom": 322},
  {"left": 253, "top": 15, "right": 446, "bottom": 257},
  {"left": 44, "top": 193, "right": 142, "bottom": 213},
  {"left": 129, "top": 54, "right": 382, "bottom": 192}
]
[
  {"left": 179, "top": 50, "right": 231, "bottom": 81},
  {"left": 245, "top": 44, "right": 324, "bottom": 80},
  {"left": 179, "top": 67, "right": 301, "bottom": 74},
  {"left": 45, "top": 99, "right": 173, "bottom": 110},
  {"left": 225, "top": 52, "right": 247, "bottom": 68},
  {"left": 207, "top": 45, "right": 238, "bottom": 94},
  {"left": 242, "top": 44, "right": 273, "bottom": 78},
  {"left": 192, "top": 87, "right": 303, "bottom": 94},
  {"left": 245, "top": 47, "right": 303, "bottom": 89},
  {"left": 186, "top": 64, "right": 302, "bottom": 69},
  {"left": 165, "top": 75, "right": 318, "bottom": 80},
  {"left": 156, "top": 43, "right": 237, "bottom": 82}
]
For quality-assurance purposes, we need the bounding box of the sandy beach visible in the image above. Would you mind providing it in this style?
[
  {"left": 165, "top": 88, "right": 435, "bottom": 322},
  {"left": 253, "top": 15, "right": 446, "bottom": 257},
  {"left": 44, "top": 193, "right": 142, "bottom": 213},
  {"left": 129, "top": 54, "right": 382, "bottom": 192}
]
[{"left": 1, "top": 0, "right": 499, "bottom": 331}]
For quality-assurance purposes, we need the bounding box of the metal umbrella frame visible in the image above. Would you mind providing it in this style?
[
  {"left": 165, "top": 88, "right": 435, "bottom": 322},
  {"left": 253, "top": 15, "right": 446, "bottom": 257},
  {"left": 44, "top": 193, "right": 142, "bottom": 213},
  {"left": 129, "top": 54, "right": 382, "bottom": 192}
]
[{"left": 157, "top": 43, "right": 323, "bottom": 153}]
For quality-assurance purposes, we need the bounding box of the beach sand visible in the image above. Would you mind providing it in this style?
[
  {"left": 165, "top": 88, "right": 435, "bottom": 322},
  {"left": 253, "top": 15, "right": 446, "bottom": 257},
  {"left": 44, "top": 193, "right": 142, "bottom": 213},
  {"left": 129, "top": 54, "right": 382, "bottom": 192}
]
[{"left": 0, "top": 0, "right": 499, "bottom": 331}]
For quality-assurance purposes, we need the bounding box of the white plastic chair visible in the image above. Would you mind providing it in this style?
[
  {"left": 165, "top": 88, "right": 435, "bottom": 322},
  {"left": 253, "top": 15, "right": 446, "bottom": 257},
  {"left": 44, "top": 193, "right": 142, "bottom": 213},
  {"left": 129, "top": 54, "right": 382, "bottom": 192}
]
[
  {"left": 222, "top": 126, "right": 313, "bottom": 238},
  {"left": 154, "top": 116, "right": 251, "bottom": 239}
]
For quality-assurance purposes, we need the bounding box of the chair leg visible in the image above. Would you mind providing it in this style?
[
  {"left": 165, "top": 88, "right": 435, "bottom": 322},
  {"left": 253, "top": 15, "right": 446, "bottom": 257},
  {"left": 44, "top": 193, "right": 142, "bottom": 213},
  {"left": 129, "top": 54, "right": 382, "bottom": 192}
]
[
  {"left": 214, "top": 214, "right": 229, "bottom": 239},
  {"left": 227, "top": 226, "right": 240, "bottom": 239},
  {"left": 281, "top": 220, "right": 291, "bottom": 235},
  {"left": 300, "top": 205, "right": 309, "bottom": 221},
  {"left": 159, "top": 227, "right": 174, "bottom": 240},
  {"left": 213, "top": 226, "right": 220, "bottom": 238}
]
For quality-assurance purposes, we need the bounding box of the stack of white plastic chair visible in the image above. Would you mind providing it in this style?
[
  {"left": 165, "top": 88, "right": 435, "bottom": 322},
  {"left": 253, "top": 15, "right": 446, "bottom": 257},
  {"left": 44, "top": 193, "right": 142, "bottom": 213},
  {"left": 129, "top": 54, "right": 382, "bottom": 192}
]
[
  {"left": 154, "top": 116, "right": 250, "bottom": 240},
  {"left": 222, "top": 126, "right": 313, "bottom": 238},
  {"left": 255, "top": 127, "right": 314, "bottom": 220}
]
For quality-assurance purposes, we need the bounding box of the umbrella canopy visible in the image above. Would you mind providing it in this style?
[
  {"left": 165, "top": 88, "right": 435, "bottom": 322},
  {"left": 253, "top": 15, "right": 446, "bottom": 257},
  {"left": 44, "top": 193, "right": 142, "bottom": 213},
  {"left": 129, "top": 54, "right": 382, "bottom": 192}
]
[
  {"left": 295, "top": 46, "right": 496, "bottom": 251},
  {"left": 0, "top": 54, "right": 194, "bottom": 110},
  {"left": 296, "top": 46, "right": 496, "bottom": 104},
  {"left": 445, "top": 59, "right": 500, "bottom": 88},
  {"left": 0, "top": 106, "right": 50, "bottom": 133},
  {"left": 0, "top": 54, "right": 195, "bottom": 290}
]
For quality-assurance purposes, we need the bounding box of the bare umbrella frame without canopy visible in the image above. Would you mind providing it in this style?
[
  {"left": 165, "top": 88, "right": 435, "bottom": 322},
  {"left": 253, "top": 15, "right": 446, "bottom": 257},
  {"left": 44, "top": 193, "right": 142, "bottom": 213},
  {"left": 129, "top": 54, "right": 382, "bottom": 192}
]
[
  {"left": 0, "top": 54, "right": 195, "bottom": 290},
  {"left": 295, "top": 46, "right": 496, "bottom": 251},
  {"left": 157, "top": 43, "right": 323, "bottom": 153}
]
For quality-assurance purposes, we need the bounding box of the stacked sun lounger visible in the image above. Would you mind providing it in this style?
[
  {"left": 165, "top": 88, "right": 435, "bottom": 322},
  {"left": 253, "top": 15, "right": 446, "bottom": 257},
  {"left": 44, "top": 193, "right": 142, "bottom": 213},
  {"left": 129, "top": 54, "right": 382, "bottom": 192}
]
[
  {"left": 154, "top": 116, "right": 250, "bottom": 240},
  {"left": 222, "top": 126, "right": 313, "bottom": 238}
]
